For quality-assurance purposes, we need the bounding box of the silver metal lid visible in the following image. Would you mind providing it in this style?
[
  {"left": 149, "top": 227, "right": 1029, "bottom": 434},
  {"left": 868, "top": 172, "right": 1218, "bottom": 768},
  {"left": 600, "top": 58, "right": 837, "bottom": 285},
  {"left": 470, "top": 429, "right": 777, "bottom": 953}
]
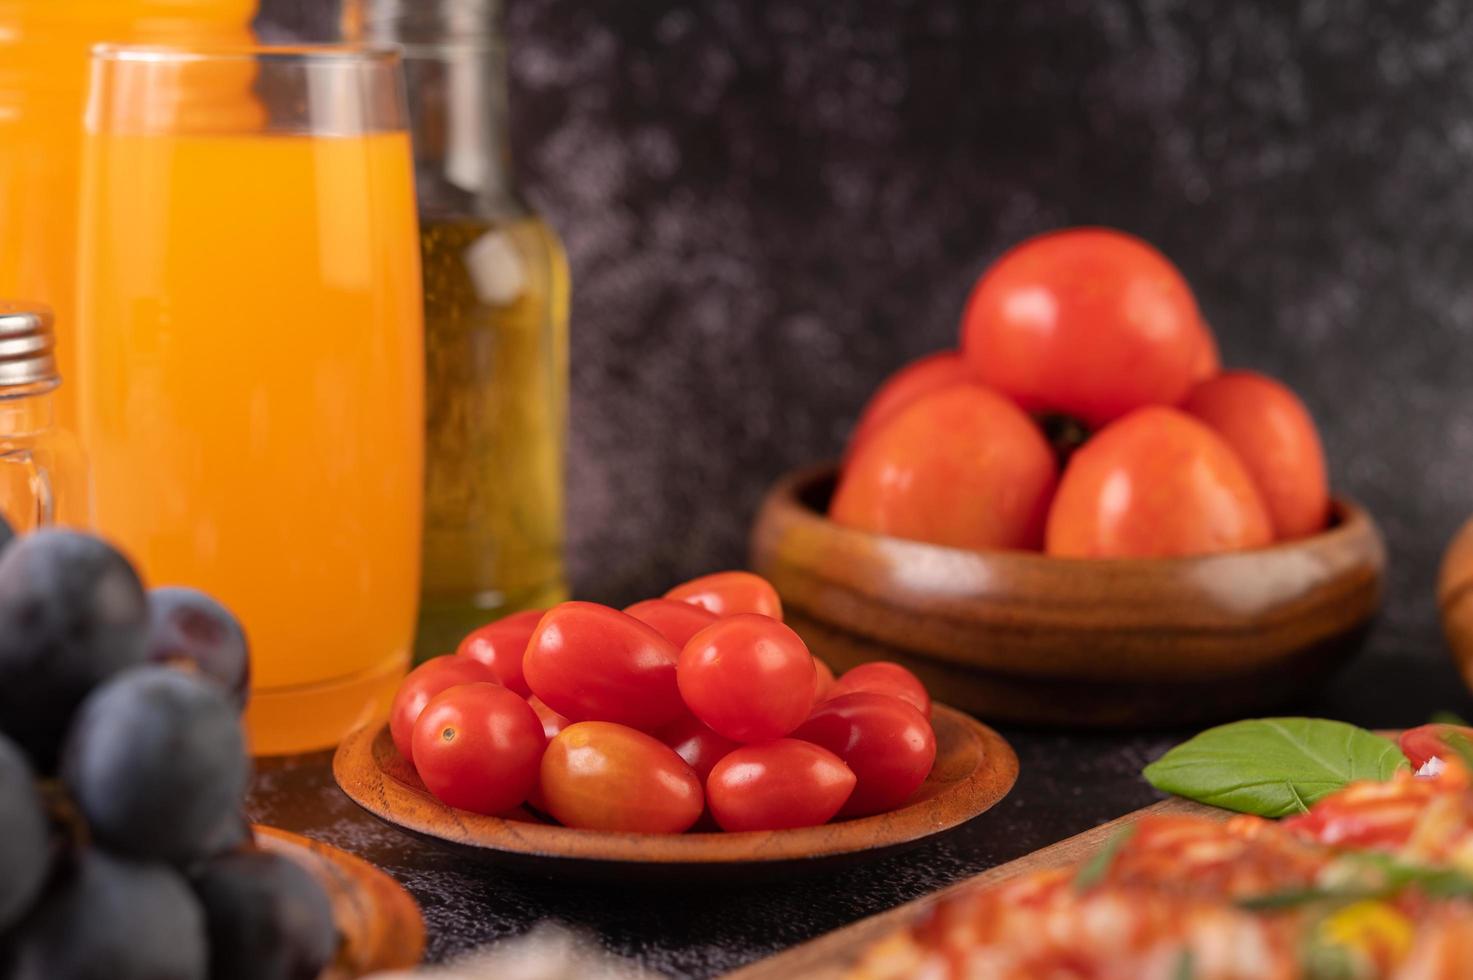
[
  {"left": 0, "top": 303, "right": 59, "bottom": 390},
  {"left": 342, "top": 0, "right": 500, "bottom": 44}
]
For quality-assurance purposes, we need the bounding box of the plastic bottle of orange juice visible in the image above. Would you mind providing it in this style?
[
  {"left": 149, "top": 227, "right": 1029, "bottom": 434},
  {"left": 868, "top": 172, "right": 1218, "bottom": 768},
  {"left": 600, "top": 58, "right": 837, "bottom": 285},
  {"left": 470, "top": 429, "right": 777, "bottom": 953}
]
[{"left": 0, "top": 1, "right": 257, "bottom": 431}]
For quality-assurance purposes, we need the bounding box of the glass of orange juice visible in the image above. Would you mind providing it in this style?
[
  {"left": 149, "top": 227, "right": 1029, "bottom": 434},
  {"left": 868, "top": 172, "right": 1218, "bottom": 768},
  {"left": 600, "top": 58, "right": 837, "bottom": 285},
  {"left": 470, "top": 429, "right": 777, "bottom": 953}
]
[{"left": 75, "top": 45, "right": 425, "bottom": 755}]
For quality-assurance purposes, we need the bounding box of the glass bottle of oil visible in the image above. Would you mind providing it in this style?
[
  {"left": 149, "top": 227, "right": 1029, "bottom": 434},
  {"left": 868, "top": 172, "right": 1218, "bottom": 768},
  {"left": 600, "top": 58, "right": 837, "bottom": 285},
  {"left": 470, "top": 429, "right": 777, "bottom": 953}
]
[{"left": 343, "top": 0, "right": 569, "bottom": 659}]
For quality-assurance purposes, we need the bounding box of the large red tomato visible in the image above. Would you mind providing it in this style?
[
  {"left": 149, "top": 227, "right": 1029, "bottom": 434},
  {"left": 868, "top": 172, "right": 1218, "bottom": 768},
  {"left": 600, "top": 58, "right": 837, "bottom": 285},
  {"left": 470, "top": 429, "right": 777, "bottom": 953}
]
[
  {"left": 961, "top": 227, "right": 1203, "bottom": 427},
  {"left": 793, "top": 693, "right": 936, "bottom": 817},
  {"left": 705, "top": 740, "right": 857, "bottom": 832},
  {"left": 455, "top": 609, "right": 545, "bottom": 696},
  {"left": 1045, "top": 407, "right": 1273, "bottom": 558},
  {"left": 678, "top": 614, "right": 816, "bottom": 742},
  {"left": 389, "top": 655, "right": 498, "bottom": 763},
  {"left": 539, "top": 722, "right": 704, "bottom": 833},
  {"left": 844, "top": 351, "right": 977, "bottom": 462},
  {"left": 411, "top": 683, "right": 545, "bottom": 815},
  {"left": 1181, "top": 371, "right": 1329, "bottom": 540},
  {"left": 830, "top": 385, "right": 1058, "bottom": 550},
  {"left": 664, "top": 571, "right": 783, "bottom": 620},
  {"left": 521, "top": 602, "right": 684, "bottom": 731}
]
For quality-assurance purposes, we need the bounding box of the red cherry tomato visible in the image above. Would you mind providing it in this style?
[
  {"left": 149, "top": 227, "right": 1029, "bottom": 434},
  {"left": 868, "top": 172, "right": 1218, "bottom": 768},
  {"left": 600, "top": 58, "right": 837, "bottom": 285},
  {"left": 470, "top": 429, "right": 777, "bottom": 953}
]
[
  {"left": 961, "top": 227, "right": 1203, "bottom": 427},
  {"left": 1400, "top": 724, "right": 1473, "bottom": 770},
  {"left": 1181, "top": 371, "right": 1330, "bottom": 540},
  {"left": 527, "top": 695, "right": 570, "bottom": 742},
  {"left": 813, "top": 658, "right": 836, "bottom": 699},
  {"left": 623, "top": 598, "right": 719, "bottom": 649},
  {"left": 829, "top": 662, "right": 930, "bottom": 717},
  {"left": 455, "top": 609, "right": 545, "bottom": 696},
  {"left": 705, "top": 739, "right": 857, "bottom": 832},
  {"left": 522, "top": 602, "right": 684, "bottom": 731},
  {"left": 1045, "top": 407, "right": 1273, "bottom": 558},
  {"left": 793, "top": 692, "right": 936, "bottom": 817},
  {"left": 844, "top": 352, "right": 976, "bottom": 463},
  {"left": 664, "top": 571, "right": 784, "bottom": 620},
  {"left": 657, "top": 713, "right": 739, "bottom": 781},
  {"left": 389, "top": 655, "right": 497, "bottom": 763},
  {"left": 539, "top": 721, "right": 704, "bottom": 833},
  {"left": 831, "top": 385, "right": 1058, "bottom": 550},
  {"left": 1188, "top": 321, "right": 1221, "bottom": 384},
  {"left": 411, "top": 683, "right": 545, "bottom": 815},
  {"left": 678, "top": 614, "right": 817, "bottom": 742}
]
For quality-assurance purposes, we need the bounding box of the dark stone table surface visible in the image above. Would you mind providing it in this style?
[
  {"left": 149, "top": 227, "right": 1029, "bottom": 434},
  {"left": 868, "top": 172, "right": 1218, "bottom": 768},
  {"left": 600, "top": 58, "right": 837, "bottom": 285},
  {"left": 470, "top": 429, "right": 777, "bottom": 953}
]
[{"left": 246, "top": 640, "right": 1473, "bottom": 979}]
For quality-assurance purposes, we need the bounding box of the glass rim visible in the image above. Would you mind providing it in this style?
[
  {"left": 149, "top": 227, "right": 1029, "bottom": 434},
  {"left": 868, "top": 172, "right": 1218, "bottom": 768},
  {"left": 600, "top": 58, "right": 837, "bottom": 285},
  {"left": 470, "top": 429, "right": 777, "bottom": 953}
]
[{"left": 89, "top": 42, "right": 404, "bottom": 65}]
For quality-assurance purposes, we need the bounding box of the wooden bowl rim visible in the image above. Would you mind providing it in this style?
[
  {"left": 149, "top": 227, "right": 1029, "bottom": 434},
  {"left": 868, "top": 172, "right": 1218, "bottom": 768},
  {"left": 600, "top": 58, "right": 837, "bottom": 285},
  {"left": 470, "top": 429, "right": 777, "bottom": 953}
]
[
  {"left": 332, "top": 704, "right": 1017, "bottom": 866},
  {"left": 770, "top": 462, "right": 1380, "bottom": 571}
]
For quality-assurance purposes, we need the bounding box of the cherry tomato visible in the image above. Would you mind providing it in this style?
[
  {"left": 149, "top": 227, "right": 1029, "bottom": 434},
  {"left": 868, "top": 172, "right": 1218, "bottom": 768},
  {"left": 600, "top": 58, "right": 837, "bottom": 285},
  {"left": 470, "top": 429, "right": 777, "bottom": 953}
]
[
  {"left": 623, "top": 598, "right": 719, "bottom": 649},
  {"left": 455, "top": 609, "right": 545, "bottom": 696},
  {"left": 813, "top": 658, "right": 836, "bottom": 699},
  {"left": 844, "top": 352, "right": 977, "bottom": 463},
  {"left": 540, "top": 721, "right": 703, "bottom": 833},
  {"left": 527, "top": 695, "right": 570, "bottom": 742},
  {"left": 1181, "top": 371, "right": 1329, "bottom": 540},
  {"left": 678, "top": 614, "right": 816, "bottom": 742},
  {"left": 389, "top": 655, "right": 497, "bottom": 763},
  {"left": 1045, "top": 407, "right": 1273, "bottom": 558},
  {"left": 831, "top": 385, "right": 1058, "bottom": 550},
  {"left": 522, "top": 602, "right": 684, "bottom": 731},
  {"left": 705, "top": 739, "right": 857, "bottom": 832},
  {"left": 828, "top": 662, "right": 930, "bottom": 717},
  {"left": 664, "top": 571, "right": 783, "bottom": 620},
  {"left": 411, "top": 683, "right": 545, "bottom": 815},
  {"left": 657, "top": 713, "right": 739, "bottom": 781},
  {"left": 1400, "top": 724, "right": 1473, "bottom": 770},
  {"left": 961, "top": 227, "right": 1203, "bottom": 427},
  {"left": 1188, "top": 321, "right": 1221, "bottom": 384},
  {"left": 793, "top": 693, "right": 936, "bottom": 817}
]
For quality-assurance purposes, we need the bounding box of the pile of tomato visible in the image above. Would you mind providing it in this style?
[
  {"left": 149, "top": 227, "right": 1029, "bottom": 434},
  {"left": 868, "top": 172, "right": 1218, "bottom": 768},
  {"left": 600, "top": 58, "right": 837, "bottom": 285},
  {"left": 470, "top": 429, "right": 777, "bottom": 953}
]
[
  {"left": 832, "top": 227, "right": 1332, "bottom": 558},
  {"left": 388, "top": 572, "right": 938, "bottom": 834}
]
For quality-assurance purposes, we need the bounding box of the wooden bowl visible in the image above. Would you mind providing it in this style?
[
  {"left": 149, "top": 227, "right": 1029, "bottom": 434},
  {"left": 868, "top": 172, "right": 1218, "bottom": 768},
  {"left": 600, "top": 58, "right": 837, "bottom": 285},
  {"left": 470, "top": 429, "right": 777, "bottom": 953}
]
[
  {"left": 1438, "top": 515, "right": 1473, "bottom": 695},
  {"left": 253, "top": 825, "right": 424, "bottom": 978},
  {"left": 750, "top": 464, "right": 1386, "bottom": 729},
  {"left": 331, "top": 704, "right": 1017, "bottom": 882}
]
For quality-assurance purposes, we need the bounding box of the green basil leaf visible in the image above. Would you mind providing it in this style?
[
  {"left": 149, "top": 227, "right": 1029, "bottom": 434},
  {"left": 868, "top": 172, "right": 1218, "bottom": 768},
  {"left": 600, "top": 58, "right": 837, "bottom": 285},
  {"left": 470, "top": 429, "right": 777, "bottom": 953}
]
[{"left": 1143, "top": 718, "right": 1408, "bottom": 818}]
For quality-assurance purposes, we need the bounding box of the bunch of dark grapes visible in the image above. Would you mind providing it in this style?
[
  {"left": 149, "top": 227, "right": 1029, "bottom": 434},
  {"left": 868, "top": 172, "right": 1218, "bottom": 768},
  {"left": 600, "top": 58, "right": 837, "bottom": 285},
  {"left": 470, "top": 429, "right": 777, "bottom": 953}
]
[{"left": 0, "top": 524, "right": 337, "bottom": 980}]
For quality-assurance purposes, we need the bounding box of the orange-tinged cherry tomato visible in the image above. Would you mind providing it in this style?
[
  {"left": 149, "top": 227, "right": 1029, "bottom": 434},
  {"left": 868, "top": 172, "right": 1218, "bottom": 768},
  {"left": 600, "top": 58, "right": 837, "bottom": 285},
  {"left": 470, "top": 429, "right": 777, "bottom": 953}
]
[
  {"left": 540, "top": 721, "right": 704, "bottom": 833},
  {"left": 961, "top": 227, "right": 1203, "bottom": 427},
  {"left": 1045, "top": 406, "right": 1273, "bottom": 558},
  {"left": 389, "top": 655, "right": 497, "bottom": 763},
  {"left": 411, "top": 682, "right": 545, "bottom": 815},
  {"left": 678, "top": 614, "right": 817, "bottom": 742},
  {"left": 527, "top": 694, "right": 570, "bottom": 742},
  {"left": 844, "top": 351, "right": 976, "bottom": 463},
  {"left": 831, "top": 385, "right": 1058, "bottom": 550},
  {"left": 706, "top": 739, "right": 857, "bottom": 832},
  {"left": 1400, "top": 724, "right": 1473, "bottom": 770},
  {"left": 522, "top": 602, "right": 684, "bottom": 731},
  {"left": 813, "top": 658, "right": 836, "bottom": 699},
  {"left": 624, "top": 598, "right": 719, "bottom": 649},
  {"left": 664, "top": 571, "right": 783, "bottom": 620},
  {"left": 829, "top": 662, "right": 930, "bottom": 717},
  {"left": 657, "top": 713, "right": 740, "bottom": 781},
  {"left": 1188, "top": 321, "right": 1221, "bottom": 384},
  {"left": 1181, "top": 371, "right": 1330, "bottom": 540},
  {"left": 455, "top": 609, "right": 545, "bottom": 696},
  {"left": 794, "top": 692, "right": 936, "bottom": 817}
]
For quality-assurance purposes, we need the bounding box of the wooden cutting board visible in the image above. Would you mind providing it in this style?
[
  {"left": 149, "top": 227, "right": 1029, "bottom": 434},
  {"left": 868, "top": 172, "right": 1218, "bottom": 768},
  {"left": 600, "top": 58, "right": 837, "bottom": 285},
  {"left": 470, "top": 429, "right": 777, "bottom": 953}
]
[{"left": 725, "top": 797, "right": 1225, "bottom": 980}]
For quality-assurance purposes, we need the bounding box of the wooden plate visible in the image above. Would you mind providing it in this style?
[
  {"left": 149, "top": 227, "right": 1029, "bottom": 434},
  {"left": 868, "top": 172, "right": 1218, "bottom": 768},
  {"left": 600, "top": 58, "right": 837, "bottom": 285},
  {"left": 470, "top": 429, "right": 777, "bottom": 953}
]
[
  {"left": 332, "top": 704, "right": 1018, "bottom": 881},
  {"left": 254, "top": 825, "right": 425, "bottom": 978},
  {"left": 751, "top": 464, "right": 1386, "bottom": 728}
]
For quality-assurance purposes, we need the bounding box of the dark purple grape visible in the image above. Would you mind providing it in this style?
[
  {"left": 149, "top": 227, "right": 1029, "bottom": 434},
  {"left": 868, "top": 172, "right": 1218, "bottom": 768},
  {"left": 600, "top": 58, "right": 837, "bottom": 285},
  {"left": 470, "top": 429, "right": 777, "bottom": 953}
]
[
  {"left": 193, "top": 850, "right": 338, "bottom": 980},
  {"left": 61, "top": 667, "right": 249, "bottom": 865},
  {"left": 147, "top": 586, "right": 251, "bottom": 709},
  {"left": 0, "top": 530, "right": 149, "bottom": 769},
  {"left": 9, "top": 849, "right": 207, "bottom": 980},
  {"left": 0, "top": 732, "right": 50, "bottom": 931}
]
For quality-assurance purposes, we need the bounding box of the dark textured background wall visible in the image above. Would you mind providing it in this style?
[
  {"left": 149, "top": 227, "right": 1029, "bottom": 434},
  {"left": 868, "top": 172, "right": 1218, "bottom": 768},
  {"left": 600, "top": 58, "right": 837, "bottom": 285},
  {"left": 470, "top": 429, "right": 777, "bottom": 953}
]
[{"left": 261, "top": 0, "right": 1473, "bottom": 712}]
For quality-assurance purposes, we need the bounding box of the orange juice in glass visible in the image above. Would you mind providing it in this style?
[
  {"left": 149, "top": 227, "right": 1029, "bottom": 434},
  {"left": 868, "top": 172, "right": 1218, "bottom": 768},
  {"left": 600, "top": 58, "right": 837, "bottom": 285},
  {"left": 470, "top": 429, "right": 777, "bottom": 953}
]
[{"left": 76, "top": 46, "right": 424, "bottom": 754}]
